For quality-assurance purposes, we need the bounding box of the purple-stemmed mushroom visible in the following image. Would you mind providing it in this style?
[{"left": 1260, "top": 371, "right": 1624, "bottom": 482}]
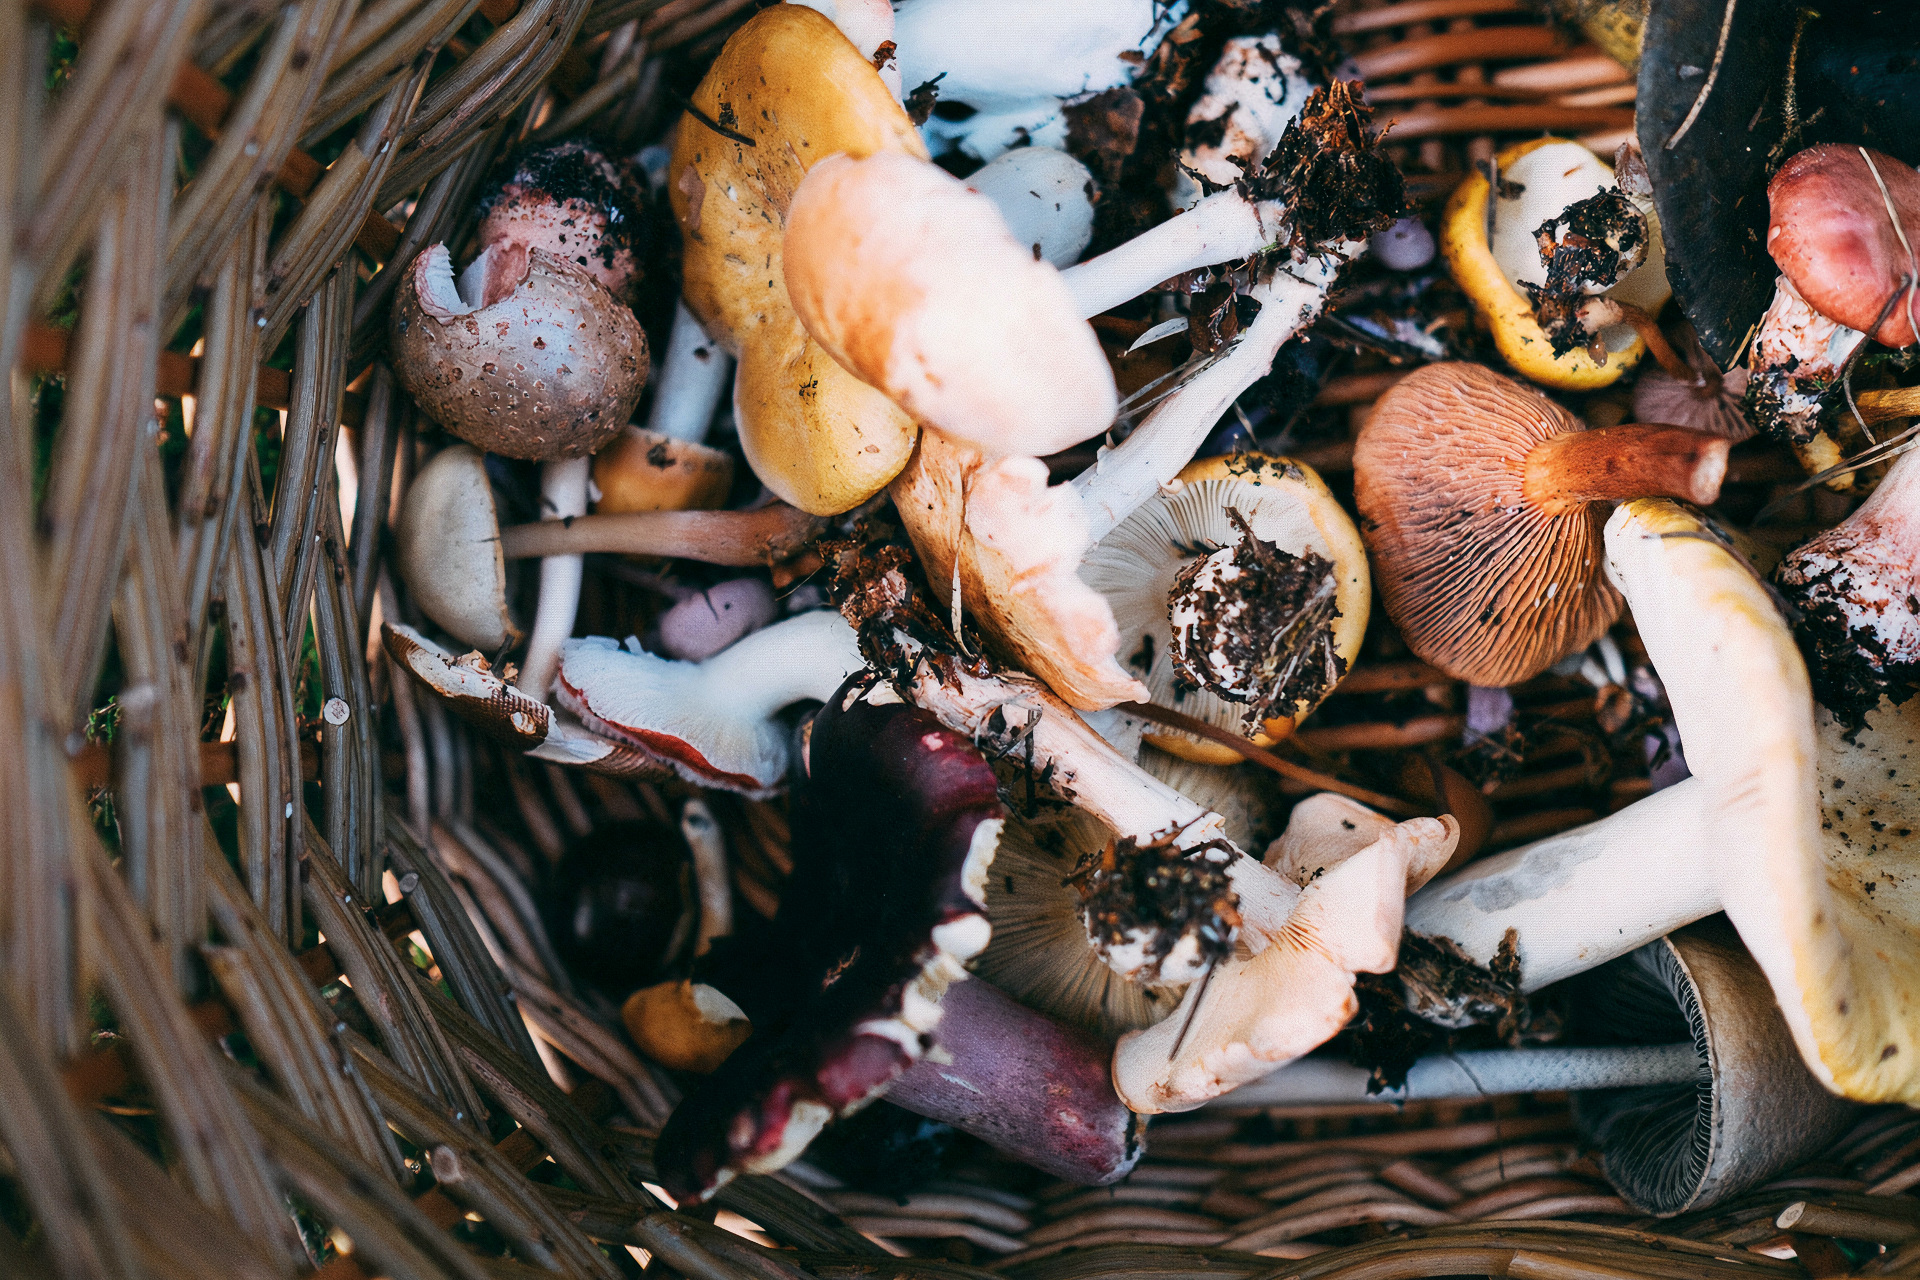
[
  {"left": 554, "top": 609, "right": 865, "bottom": 798},
  {"left": 654, "top": 672, "right": 1004, "bottom": 1199}
]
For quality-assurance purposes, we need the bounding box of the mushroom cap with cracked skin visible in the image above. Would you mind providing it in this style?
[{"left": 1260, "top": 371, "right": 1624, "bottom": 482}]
[
  {"left": 1442, "top": 137, "right": 1661, "bottom": 391},
  {"left": 784, "top": 149, "right": 1116, "bottom": 460},
  {"left": 892, "top": 429, "right": 1148, "bottom": 710},
  {"left": 1081, "top": 452, "right": 1368, "bottom": 764},
  {"left": 1113, "top": 795, "right": 1458, "bottom": 1113},
  {"left": 1354, "top": 362, "right": 1624, "bottom": 688},
  {"left": 669, "top": 5, "right": 926, "bottom": 516},
  {"left": 1767, "top": 144, "right": 1920, "bottom": 349},
  {"left": 391, "top": 243, "right": 650, "bottom": 460},
  {"left": 395, "top": 444, "right": 520, "bottom": 654},
  {"left": 591, "top": 424, "right": 733, "bottom": 516}
]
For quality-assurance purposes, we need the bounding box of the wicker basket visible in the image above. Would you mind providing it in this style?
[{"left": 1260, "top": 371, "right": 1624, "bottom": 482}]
[{"left": 2, "top": 2, "right": 1913, "bottom": 1279}]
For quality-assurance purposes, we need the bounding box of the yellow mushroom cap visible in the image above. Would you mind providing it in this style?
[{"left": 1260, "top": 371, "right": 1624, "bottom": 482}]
[
  {"left": 592, "top": 425, "right": 733, "bottom": 516},
  {"left": 1441, "top": 137, "right": 1665, "bottom": 391},
  {"left": 668, "top": 6, "right": 927, "bottom": 515}
]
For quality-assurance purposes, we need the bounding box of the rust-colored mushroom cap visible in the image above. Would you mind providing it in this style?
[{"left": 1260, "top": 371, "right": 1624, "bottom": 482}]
[
  {"left": 1354, "top": 362, "right": 1728, "bottom": 687},
  {"left": 1767, "top": 144, "right": 1920, "bottom": 349},
  {"left": 668, "top": 5, "right": 927, "bottom": 515},
  {"left": 391, "top": 243, "right": 650, "bottom": 460}
]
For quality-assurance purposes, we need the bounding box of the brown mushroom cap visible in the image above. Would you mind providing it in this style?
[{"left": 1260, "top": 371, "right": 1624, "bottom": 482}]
[
  {"left": 391, "top": 243, "right": 650, "bottom": 461},
  {"left": 1354, "top": 362, "right": 1728, "bottom": 687},
  {"left": 1768, "top": 145, "right": 1920, "bottom": 349}
]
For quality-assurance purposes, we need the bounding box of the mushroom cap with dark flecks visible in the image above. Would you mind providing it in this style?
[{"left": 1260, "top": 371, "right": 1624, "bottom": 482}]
[
  {"left": 1353, "top": 362, "right": 1622, "bottom": 688},
  {"left": 479, "top": 142, "right": 648, "bottom": 302},
  {"left": 1767, "top": 144, "right": 1920, "bottom": 349},
  {"left": 655, "top": 672, "right": 1003, "bottom": 1200},
  {"left": 390, "top": 243, "right": 649, "bottom": 461}
]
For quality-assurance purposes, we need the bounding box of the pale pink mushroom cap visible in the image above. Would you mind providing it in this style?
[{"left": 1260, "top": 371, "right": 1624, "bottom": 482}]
[{"left": 783, "top": 150, "right": 1117, "bottom": 459}]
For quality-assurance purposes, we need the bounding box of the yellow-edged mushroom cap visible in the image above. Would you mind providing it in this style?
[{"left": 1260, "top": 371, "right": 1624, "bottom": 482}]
[
  {"left": 668, "top": 6, "right": 927, "bottom": 515},
  {"left": 1441, "top": 137, "right": 1664, "bottom": 391}
]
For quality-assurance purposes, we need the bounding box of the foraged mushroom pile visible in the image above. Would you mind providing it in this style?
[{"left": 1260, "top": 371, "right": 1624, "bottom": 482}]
[{"left": 379, "top": 0, "right": 1920, "bottom": 1223}]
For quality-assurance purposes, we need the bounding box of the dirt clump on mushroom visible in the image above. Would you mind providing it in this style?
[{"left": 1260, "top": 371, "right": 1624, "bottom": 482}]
[
  {"left": 1071, "top": 835, "right": 1241, "bottom": 976},
  {"left": 1348, "top": 929, "right": 1532, "bottom": 1091},
  {"left": 1525, "top": 188, "right": 1650, "bottom": 360},
  {"left": 1168, "top": 507, "right": 1345, "bottom": 733},
  {"left": 1239, "top": 80, "right": 1405, "bottom": 257}
]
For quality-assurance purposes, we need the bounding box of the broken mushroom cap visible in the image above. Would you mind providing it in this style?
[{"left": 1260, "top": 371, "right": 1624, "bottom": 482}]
[
  {"left": 622, "top": 980, "right": 752, "bottom": 1074},
  {"left": 1170, "top": 34, "right": 1313, "bottom": 211},
  {"left": 1767, "top": 144, "right": 1920, "bottom": 349},
  {"left": 477, "top": 142, "right": 648, "bottom": 302},
  {"left": 554, "top": 608, "right": 866, "bottom": 798},
  {"left": 965, "top": 146, "right": 1097, "bottom": 269},
  {"left": 670, "top": 4, "right": 925, "bottom": 515},
  {"left": 1354, "top": 361, "right": 1729, "bottom": 687},
  {"left": 891, "top": 0, "right": 1180, "bottom": 161},
  {"left": 1774, "top": 446, "right": 1920, "bottom": 731},
  {"left": 1442, "top": 138, "right": 1666, "bottom": 391},
  {"left": 783, "top": 149, "right": 1117, "bottom": 460},
  {"left": 1081, "top": 452, "right": 1369, "bottom": 764},
  {"left": 1112, "top": 793, "right": 1458, "bottom": 1113},
  {"left": 395, "top": 444, "right": 521, "bottom": 653},
  {"left": 391, "top": 243, "right": 649, "bottom": 460},
  {"left": 656, "top": 673, "right": 1003, "bottom": 1199},
  {"left": 590, "top": 425, "right": 733, "bottom": 516}
]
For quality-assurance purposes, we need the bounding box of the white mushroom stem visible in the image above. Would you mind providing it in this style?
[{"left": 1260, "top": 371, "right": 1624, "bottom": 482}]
[
  {"left": 1059, "top": 190, "right": 1289, "bottom": 321},
  {"left": 1071, "top": 247, "right": 1358, "bottom": 544},
  {"left": 519, "top": 456, "right": 592, "bottom": 700},
  {"left": 646, "top": 300, "right": 734, "bottom": 444},
  {"left": 1210, "top": 1044, "right": 1699, "bottom": 1107},
  {"left": 682, "top": 798, "right": 732, "bottom": 955}
]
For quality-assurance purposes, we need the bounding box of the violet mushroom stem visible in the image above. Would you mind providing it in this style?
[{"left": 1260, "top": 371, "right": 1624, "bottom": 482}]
[
  {"left": 646, "top": 300, "right": 734, "bottom": 445},
  {"left": 1071, "top": 251, "right": 1358, "bottom": 544},
  {"left": 498, "top": 504, "right": 825, "bottom": 566},
  {"left": 1057, "top": 189, "right": 1292, "bottom": 321},
  {"left": 519, "top": 456, "right": 591, "bottom": 700}
]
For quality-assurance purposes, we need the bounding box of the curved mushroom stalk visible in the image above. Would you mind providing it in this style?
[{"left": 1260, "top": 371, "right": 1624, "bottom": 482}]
[
  {"left": 518, "top": 455, "right": 590, "bottom": 701},
  {"left": 655, "top": 674, "right": 1004, "bottom": 1200},
  {"left": 555, "top": 609, "right": 866, "bottom": 798},
  {"left": 383, "top": 624, "right": 669, "bottom": 778},
  {"left": 1113, "top": 795, "right": 1457, "bottom": 1114},
  {"left": 1058, "top": 190, "right": 1295, "bottom": 322}
]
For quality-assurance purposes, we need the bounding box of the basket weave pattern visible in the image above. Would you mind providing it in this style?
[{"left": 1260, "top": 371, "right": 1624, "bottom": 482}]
[{"left": 2, "top": 2, "right": 1918, "bottom": 1278}]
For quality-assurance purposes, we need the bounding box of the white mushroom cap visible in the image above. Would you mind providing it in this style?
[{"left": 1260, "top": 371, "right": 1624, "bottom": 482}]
[
  {"left": 892, "top": 0, "right": 1184, "bottom": 160},
  {"left": 554, "top": 609, "right": 865, "bottom": 798},
  {"left": 395, "top": 444, "right": 519, "bottom": 653},
  {"left": 1112, "top": 794, "right": 1458, "bottom": 1113},
  {"left": 1171, "top": 35, "right": 1312, "bottom": 210},
  {"left": 965, "top": 146, "right": 1097, "bottom": 268},
  {"left": 783, "top": 149, "right": 1116, "bottom": 459}
]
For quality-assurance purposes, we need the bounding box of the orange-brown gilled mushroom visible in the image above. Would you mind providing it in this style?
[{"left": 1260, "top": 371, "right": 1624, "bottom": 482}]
[
  {"left": 669, "top": 5, "right": 927, "bottom": 516},
  {"left": 1354, "top": 362, "right": 1730, "bottom": 687}
]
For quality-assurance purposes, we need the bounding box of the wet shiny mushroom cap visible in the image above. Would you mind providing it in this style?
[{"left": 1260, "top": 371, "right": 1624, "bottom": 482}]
[
  {"left": 1356, "top": 363, "right": 1727, "bottom": 687},
  {"left": 390, "top": 243, "right": 650, "bottom": 460},
  {"left": 1767, "top": 144, "right": 1920, "bottom": 349}
]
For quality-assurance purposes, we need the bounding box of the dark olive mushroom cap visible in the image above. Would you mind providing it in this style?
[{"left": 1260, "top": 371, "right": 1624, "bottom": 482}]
[
  {"left": 1354, "top": 362, "right": 1623, "bottom": 687},
  {"left": 390, "top": 244, "right": 650, "bottom": 461},
  {"left": 1767, "top": 144, "right": 1920, "bottom": 349}
]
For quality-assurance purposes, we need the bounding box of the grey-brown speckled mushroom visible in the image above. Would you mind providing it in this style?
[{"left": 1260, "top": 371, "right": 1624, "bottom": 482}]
[
  {"left": 390, "top": 242, "right": 649, "bottom": 461},
  {"left": 478, "top": 142, "right": 648, "bottom": 302}
]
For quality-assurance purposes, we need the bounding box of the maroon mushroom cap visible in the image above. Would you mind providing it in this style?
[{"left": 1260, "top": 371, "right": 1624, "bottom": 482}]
[{"left": 1767, "top": 144, "right": 1920, "bottom": 349}]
